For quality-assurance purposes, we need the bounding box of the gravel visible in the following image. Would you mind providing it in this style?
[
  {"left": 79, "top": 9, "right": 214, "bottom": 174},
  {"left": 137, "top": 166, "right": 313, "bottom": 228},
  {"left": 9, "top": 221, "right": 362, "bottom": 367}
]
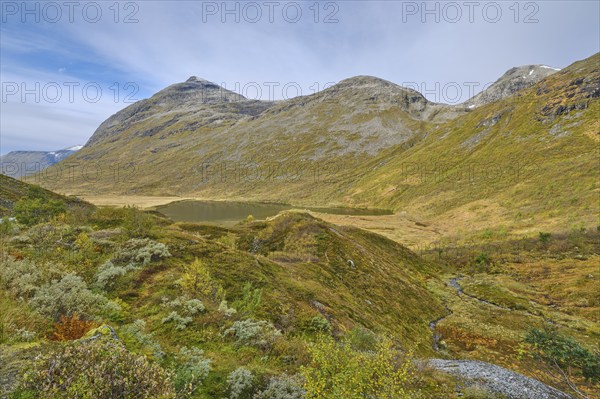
[{"left": 428, "top": 359, "right": 573, "bottom": 399}]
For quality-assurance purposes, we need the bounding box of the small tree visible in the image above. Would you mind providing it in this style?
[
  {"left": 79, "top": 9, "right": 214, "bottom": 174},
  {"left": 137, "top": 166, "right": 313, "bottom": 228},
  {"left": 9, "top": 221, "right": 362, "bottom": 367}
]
[
  {"left": 523, "top": 327, "right": 600, "bottom": 398},
  {"left": 181, "top": 258, "right": 221, "bottom": 299}
]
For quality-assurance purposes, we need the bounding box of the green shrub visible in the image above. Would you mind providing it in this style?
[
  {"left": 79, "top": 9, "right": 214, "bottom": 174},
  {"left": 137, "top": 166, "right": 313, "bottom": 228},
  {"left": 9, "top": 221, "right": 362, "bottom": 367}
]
[
  {"left": 234, "top": 282, "right": 262, "bottom": 317},
  {"left": 346, "top": 326, "right": 378, "bottom": 352},
  {"left": 254, "top": 374, "right": 305, "bottom": 399},
  {"left": 94, "top": 239, "right": 170, "bottom": 290},
  {"left": 223, "top": 319, "right": 281, "bottom": 350},
  {"left": 0, "top": 218, "right": 16, "bottom": 236},
  {"left": 122, "top": 206, "right": 156, "bottom": 237},
  {"left": 227, "top": 367, "right": 255, "bottom": 399},
  {"left": 120, "top": 319, "right": 165, "bottom": 360},
  {"left": 525, "top": 327, "right": 600, "bottom": 382},
  {"left": 173, "top": 346, "right": 212, "bottom": 398},
  {"left": 17, "top": 339, "right": 175, "bottom": 398},
  {"left": 301, "top": 335, "right": 413, "bottom": 399},
  {"left": 538, "top": 232, "right": 552, "bottom": 244},
  {"left": 161, "top": 297, "right": 206, "bottom": 316},
  {"left": 307, "top": 316, "right": 332, "bottom": 334},
  {"left": 13, "top": 187, "right": 67, "bottom": 226}
]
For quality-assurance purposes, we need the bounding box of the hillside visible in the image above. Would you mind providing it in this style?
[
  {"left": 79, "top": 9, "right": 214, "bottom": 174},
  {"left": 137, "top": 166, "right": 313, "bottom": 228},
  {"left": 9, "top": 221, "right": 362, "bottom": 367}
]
[{"left": 0, "top": 174, "right": 92, "bottom": 217}]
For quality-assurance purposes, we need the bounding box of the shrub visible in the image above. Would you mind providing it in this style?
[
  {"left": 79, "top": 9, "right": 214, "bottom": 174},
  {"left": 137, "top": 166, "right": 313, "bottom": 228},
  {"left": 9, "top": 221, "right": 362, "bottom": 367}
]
[
  {"left": 95, "top": 261, "right": 128, "bottom": 290},
  {"left": 538, "top": 232, "right": 552, "bottom": 245},
  {"left": 161, "top": 297, "right": 206, "bottom": 316},
  {"left": 0, "top": 217, "right": 16, "bottom": 236},
  {"left": 162, "top": 311, "right": 193, "bottom": 331},
  {"left": 0, "top": 257, "right": 44, "bottom": 298},
  {"left": 17, "top": 339, "right": 175, "bottom": 398},
  {"left": 49, "top": 313, "right": 95, "bottom": 341},
  {"left": 227, "top": 367, "right": 255, "bottom": 399},
  {"left": 254, "top": 374, "right": 305, "bottom": 399},
  {"left": 223, "top": 319, "right": 281, "bottom": 350},
  {"left": 116, "top": 238, "right": 171, "bottom": 266},
  {"left": 234, "top": 283, "right": 263, "bottom": 317},
  {"left": 13, "top": 188, "right": 67, "bottom": 226},
  {"left": 173, "top": 346, "right": 212, "bottom": 398},
  {"left": 30, "top": 273, "right": 108, "bottom": 321},
  {"left": 181, "top": 258, "right": 222, "bottom": 299},
  {"left": 524, "top": 327, "right": 600, "bottom": 383},
  {"left": 301, "top": 335, "right": 413, "bottom": 399},
  {"left": 307, "top": 316, "right": 331, "bottom": 334},
  {"left": 122, "top": 206, "right": 157, "bottom": 237},
  {"left": 120, "top": 319, "right": 165, "bottom": 360},
  {"left": 219, "top": 300, "right": 237, "bottom": 317},
  {"left": 346, "top": 326, "right": 378, "bottom": 352},
  {"left": 94, "top": 239, "right": 170, "bottom": 290},
  {"left": 184, "top": 298, "right": 206, "bottom": 315}
]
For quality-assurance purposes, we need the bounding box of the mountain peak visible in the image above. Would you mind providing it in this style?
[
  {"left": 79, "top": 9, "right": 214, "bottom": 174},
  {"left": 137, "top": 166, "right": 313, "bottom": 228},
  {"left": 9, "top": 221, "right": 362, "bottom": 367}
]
[
  {"left": 464, "top": 64, "right": 560, "bottom": 108},
  {"left": 185, "top": 76, "right": 214, "bottom": 84}
]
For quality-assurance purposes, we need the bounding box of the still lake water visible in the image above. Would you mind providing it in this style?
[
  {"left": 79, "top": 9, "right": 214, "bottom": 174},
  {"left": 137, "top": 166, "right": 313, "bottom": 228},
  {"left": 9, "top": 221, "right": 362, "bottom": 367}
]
[{"left": 156, "top": 200, "right": 392, "bottom": 225}]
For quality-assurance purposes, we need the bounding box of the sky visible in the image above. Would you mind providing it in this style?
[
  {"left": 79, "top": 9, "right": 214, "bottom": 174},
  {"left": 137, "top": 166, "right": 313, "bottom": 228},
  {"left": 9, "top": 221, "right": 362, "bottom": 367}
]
[{"left": 0, "top": 0, "right": 599, "bottom": 154}]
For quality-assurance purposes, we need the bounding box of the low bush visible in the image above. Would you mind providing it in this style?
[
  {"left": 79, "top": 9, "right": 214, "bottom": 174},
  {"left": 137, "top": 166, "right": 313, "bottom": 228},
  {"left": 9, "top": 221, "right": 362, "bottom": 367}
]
[
  {"left": 173, "top": 346, "right": 212, "bottom": 398},
  {"left": 223, "top": 319, "right": 282, "bottom": 350},
  {"left": 30, "top": 273, "right": 109, "bottom": 321},
  {"left": 16, "top": 339, "right": 175, "bottom": 398},
  {"left": 49, "top": 313, "right": 95, "bottom": 341},
  {"left": 227, "top": 367, "right": 255, "bottom": 399},
  {"left": 254, "top": 374, "right": 305, "bottom": 399},
  {"left": 162, "top": 311, "right": 193, "bottom": 330}
]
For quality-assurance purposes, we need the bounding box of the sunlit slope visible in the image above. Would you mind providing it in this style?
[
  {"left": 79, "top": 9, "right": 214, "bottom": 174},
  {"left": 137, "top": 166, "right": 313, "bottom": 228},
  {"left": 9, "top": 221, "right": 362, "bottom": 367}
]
[{"left": 345, "top": 53, "right": 600, "bottom": 230}]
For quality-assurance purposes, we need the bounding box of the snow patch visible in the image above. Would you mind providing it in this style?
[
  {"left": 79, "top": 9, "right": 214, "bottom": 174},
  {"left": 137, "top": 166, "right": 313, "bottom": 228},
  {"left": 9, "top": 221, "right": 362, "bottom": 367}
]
[
  {"left": 540, "top": 65, "right": 561, "bottom": 71},
  {"left": 66, "top": 145, "right": 83, "bottom": 151}
]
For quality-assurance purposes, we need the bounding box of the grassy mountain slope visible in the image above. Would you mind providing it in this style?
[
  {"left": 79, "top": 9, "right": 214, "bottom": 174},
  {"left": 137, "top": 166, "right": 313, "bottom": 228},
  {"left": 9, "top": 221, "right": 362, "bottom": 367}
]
[
  {"left": 0, "top": 174, "right": 92, "bottom": 217},
  {"left": 345, "top": 53, "right": 599, "bottom": 234}
]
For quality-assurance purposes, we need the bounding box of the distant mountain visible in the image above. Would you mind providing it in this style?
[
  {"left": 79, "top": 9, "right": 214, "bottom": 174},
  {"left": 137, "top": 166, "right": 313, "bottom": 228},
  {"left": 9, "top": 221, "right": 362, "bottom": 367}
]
[
  {"left": 36, "top": 53, "right": 599, "bottom": 232},
  {"left": 0, "top": 145, "right": 83, "bottom": 178}
]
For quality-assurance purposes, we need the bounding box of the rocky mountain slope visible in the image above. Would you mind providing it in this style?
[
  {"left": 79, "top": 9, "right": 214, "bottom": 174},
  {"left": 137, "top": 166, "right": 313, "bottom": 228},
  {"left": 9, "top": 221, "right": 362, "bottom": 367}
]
[
  {"left": 36, "top": 53, "right": 599, "bottom": 234},
  {"left": 0, "top": 146, "right": 82, "bottom": 178}
]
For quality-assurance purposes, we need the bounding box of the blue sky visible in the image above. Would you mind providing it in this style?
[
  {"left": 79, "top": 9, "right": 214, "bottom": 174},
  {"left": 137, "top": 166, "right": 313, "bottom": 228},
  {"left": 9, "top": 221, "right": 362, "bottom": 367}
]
[{"left": 1, "top": 0, "right": 599, "bottom": 154}]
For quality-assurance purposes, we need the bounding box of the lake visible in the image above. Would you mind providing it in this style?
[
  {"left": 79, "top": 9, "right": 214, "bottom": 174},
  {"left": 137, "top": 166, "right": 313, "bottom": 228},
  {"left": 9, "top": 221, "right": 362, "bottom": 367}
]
[{"left": 156, "top": 200, "right": 392, "bottom": 225}]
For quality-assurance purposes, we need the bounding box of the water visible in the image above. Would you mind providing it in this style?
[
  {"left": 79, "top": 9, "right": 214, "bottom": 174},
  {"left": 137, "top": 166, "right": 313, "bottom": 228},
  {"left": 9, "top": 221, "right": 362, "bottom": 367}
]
[{"left": 156, "top": 200, "right": 392, "bottom": 225}]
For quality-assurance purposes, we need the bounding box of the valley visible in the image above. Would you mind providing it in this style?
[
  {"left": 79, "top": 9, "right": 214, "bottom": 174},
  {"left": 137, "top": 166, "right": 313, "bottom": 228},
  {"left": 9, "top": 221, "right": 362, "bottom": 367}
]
[{"left": 1, "top": 50, "right": 598, "bottom": 399}]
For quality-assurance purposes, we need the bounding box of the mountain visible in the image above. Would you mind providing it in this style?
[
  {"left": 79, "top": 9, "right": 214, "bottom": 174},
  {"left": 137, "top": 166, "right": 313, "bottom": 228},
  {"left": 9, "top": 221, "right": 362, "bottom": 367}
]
[
  {"left": 36, "top": 53, "right": 599, "bottom": 234},
  {"left": 463, "top": 64, "right": 560, "bottom": 108},
  {"left": 0, "top": 145, "right": 83, "bottom": 178}
]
